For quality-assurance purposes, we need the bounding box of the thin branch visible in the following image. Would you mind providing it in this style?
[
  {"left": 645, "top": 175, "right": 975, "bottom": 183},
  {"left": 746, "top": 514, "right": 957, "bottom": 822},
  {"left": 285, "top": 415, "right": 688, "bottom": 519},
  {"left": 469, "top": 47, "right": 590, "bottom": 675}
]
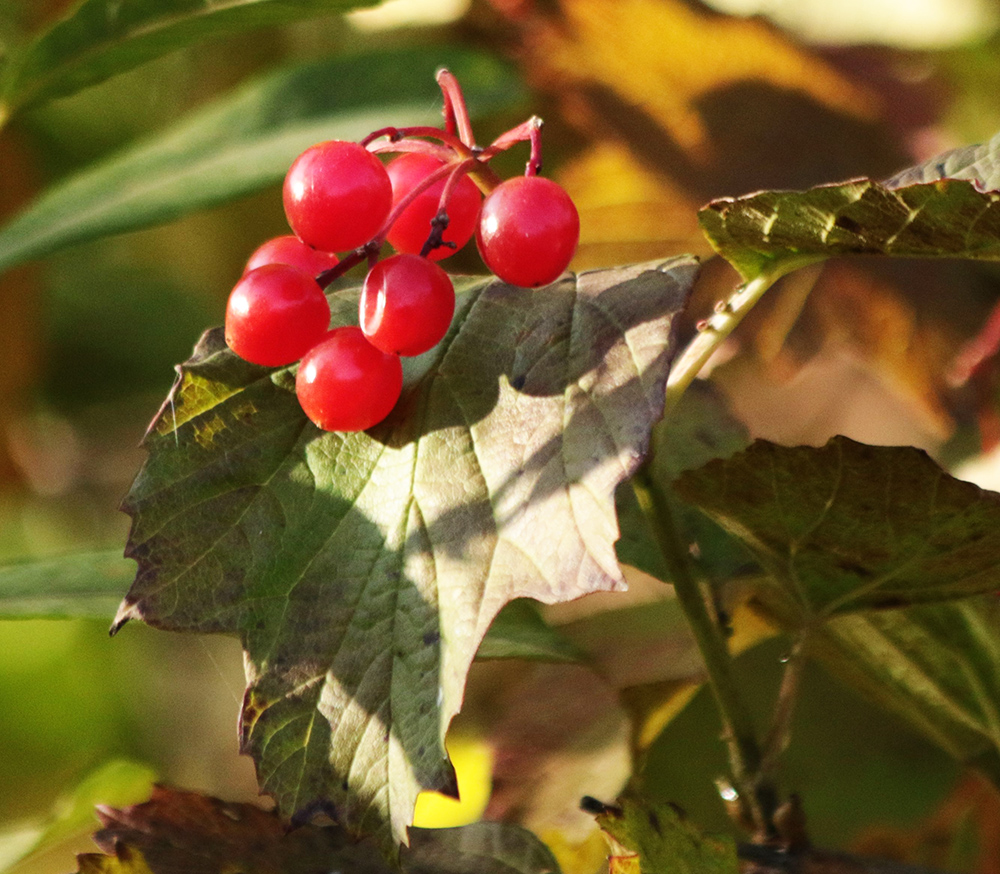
[
  {"left": 664, "top": 259, "right": 819, "bottom": 417},
  {"left": 759, "top": 633, "right": 808, "bottom": 779},
  {"left": 632, "top": 468, "right": 778, "bottom": 838}
]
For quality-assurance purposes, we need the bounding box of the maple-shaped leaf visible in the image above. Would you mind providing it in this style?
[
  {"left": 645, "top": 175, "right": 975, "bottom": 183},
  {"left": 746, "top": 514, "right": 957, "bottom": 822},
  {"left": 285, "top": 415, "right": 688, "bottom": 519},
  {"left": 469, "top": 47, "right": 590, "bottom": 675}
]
[
  {"left": 590, "top": 795, "right": 737, "bottom": 874},
  {"left": 115, "top": 259, "right": 697, "bottom": 854},
  {"left": 675, "top": 436, "right": 1000, "bottom": 617},
  {"left": 74, "top": 785, "right": 561, "bottom": 874},
  {"left": 699, "top": 130, "right": 1000, "bottom": 281}
]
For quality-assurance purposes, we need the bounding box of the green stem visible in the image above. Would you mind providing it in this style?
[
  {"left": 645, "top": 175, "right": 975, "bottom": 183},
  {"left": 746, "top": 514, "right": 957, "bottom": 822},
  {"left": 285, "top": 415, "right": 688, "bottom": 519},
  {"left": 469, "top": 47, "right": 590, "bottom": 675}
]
[
  {"left": 663, "top": 261, "right": 816, "bottom": 418},
  {"left": 632, "top": 470, "right": 777, "bottom": 837}
]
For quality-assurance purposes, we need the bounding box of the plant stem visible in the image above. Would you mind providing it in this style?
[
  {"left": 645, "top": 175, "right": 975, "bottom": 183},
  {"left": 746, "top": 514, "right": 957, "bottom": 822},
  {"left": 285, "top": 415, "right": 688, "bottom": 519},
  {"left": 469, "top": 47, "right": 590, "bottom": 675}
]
[
  {"left": 361, "top": 125, "right": 471, "bottom": 155},
  {"left": 663, "top": 261, "right": 815, "bottom": 417},
  {"left": 760, "top": 634, "right": 808, "bottom": 779},
  {"left": 632, "top": 469, "right": 777, "bottom": 838},
  {"left": 436, "top": 68, "right": 476, "bottom": 147}
]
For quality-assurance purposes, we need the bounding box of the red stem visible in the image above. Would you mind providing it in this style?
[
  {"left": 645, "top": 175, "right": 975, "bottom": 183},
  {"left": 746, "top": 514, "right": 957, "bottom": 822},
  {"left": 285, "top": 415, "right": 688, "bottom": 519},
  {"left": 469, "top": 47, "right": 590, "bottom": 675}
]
[
  {"left": 362, "top": 125, "right": 472, "bottom": 157},
  {"left": 436, "top": 68, "right": 475, "bottom": 147},
  {"left": 950, "top": 295, "right": 1000, "bottom": 386},
  {"left": 367, "top": 138, "right": 454, "bottom": 163},
  {"left": 525, "top": 116, "right": 544, "bottom": 176},
  {"left": 316, "top": 156, "right": 485, "bottom": 284},
  {"left": 479, "top": 115, "right": 545, "bottom": 175}
]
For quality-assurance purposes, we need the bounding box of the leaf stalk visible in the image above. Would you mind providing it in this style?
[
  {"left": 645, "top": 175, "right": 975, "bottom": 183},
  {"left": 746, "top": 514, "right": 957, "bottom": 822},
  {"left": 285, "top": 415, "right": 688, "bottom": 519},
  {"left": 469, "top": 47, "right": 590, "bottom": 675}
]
[{"left": 663, "top": 260, "right": 818, "bottom": 417}]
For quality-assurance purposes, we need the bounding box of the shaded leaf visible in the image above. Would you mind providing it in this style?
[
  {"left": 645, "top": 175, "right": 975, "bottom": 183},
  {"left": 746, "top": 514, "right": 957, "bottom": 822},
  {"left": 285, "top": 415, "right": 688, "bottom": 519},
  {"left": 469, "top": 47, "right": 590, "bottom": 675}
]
[
  {"left": 700, "top": 130, "right": 1000, "bottom": 281},
  {"left": 0, "top": 0, "right": 380, "bottom": 121},
  {"left": 406, "top": 822, "right": 563, "bottom": 874},
  {"left": 0, "top": 46, "right": 521, "bottom": 275},
  {"left": 809, "top": 597, "right": 1000, "bottom": 785},
  {"left": 80, "top": 785, "right": 561, "bottom": 874},
  {"left": 477, "top": 599, "right": 583, "bottom": 663},
  {"left": 115, "top": 259, "right": 697, "bottom": 853},
  {"left": 593, "top": 795, "right": 738, "bottom": 874},
  {"left": 675, "top": 436, "right": 1000, "bottom": 617},
  {"left": 0, "top": 549, "right": 134, "bottom": 619}
]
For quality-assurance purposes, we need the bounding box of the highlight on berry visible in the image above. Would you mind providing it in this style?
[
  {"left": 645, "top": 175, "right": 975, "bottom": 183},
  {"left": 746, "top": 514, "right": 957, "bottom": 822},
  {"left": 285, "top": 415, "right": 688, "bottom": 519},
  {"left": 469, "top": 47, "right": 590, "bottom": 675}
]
[{"left": 222, "top": 68, "right": 580, "bottom": 432}]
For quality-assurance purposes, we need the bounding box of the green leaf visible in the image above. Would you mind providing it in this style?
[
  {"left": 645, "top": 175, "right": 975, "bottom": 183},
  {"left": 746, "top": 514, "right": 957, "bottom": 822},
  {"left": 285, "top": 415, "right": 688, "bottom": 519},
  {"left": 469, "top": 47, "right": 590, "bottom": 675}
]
[
  {"left": 616, "top": 381, "right": 752, "bottom": 584},
  {"left": 477, "top": 599, "right": 583, "bottom": 663},
  {"left": 0, "top": 549, "right": 134, "bottom": 619},
  {"left": 699, "top": 130, "right": 1000, "bottom": 280},
  {"left": 674, "top": 436, "right": 1000, "bottom": 617},
  {"left": 0, "top": 0, "right": 381, "bottom": 122},
  {"left": 79, "top": 785, "right": 561, "bottom": 874},
  {"left": 810, "top": 597, "right": 1000, "bottom": 783},
  {"left": 593, "top": 795, "right": 738, "bottom": 874},
  {"left": 1, "top": 759, "right": 156, "bottom": 873},
  {"left": 0, "top": 45, "right": 521, "bottom": 275},
  {"left": 115, "top": 258, "right": 698, "bottom": 853}
]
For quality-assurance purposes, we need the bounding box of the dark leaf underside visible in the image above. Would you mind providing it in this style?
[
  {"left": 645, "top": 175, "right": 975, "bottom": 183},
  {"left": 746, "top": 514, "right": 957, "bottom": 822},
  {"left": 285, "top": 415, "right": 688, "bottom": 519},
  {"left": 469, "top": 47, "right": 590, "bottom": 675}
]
[{"left": 675, "top": 436, "right": 1000, "bottom": 617}]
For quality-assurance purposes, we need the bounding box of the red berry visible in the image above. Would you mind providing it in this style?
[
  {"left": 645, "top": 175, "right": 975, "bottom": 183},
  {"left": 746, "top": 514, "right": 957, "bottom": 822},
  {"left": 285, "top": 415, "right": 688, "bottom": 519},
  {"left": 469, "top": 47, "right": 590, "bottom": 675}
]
[
  {"left": 244, "top": 235, "right": 340, "bottom": 278},
  {"left": 360, "top": 254, "right": 455, "bottom": 357},
  {"left": 225, "top": 264, "right": 330, "bottom": 367},
  {"left": 476, "top": 175, "right": 579, "bottom": 287},
  {"left": 386, "top": 153, "right": 482, "bottom": 261},
  {"left": 283, "top": 140, "right": 392, "bottom": 252},
  {"left": 295, "top": 327, "right": 403, "bottom": 432}
]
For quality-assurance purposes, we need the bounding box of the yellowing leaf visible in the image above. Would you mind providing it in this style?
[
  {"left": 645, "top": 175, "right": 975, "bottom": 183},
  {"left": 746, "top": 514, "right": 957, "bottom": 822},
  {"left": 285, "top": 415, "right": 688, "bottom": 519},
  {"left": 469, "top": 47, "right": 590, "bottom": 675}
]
[
  {"left": 557, "top": 142, "right": 707, "bottom": 268},
  {"left": 76, "top": 845, "right": 154, "bottom": 874},
  {"left": 527, "top": 0, "right": 876, "bottom": 156},
  {"left": 503, "top": 0, "right": 891, "bottom": 265}
]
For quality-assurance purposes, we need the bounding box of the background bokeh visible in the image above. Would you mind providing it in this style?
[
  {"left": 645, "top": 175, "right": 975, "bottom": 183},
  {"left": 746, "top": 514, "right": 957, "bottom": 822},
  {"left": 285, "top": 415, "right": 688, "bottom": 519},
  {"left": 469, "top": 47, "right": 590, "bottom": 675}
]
[{"left": 4, "top": 1, "right": 1000, "bottom": 871}]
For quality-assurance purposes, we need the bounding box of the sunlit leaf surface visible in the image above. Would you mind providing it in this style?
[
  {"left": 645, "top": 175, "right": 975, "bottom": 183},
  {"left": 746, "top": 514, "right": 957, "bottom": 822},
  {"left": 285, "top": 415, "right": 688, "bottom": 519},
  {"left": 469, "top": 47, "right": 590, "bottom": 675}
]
[
  {"left": 700, "top": 131, "right": 1000, "bottom": 280},
  {"left": 116, "top": 259, "right": 696, "bottom": 852}
]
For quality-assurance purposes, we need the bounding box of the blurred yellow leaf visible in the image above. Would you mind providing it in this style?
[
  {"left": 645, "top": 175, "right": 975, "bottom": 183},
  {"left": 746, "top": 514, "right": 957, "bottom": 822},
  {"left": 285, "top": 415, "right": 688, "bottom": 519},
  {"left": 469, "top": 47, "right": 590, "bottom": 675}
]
[
  {"left": 497, "top": 0, "right": 905, "bottom": 267},
  {"left": 528, "top": 0, "right": 877, "bottom": 154},
  {"left": 413, "top": 733, "right": 494, "bottom": 829}
]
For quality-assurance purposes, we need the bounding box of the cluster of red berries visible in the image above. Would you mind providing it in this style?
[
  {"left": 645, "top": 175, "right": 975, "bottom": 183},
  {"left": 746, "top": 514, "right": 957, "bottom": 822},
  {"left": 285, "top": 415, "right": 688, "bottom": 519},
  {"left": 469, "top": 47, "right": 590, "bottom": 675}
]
[{"left": 224, "top": 69, "right": 580, "bottom": 433}]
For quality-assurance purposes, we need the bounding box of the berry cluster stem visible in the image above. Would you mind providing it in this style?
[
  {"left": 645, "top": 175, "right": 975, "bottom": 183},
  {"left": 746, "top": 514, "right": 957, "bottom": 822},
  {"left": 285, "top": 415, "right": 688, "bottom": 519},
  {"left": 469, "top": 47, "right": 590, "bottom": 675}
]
[
  {"left": 363, "top": 125, "right": 470, "bottom": 157},
  {"left": 313, "top": 69, "right": 556, "bottom": 285},
  {"left": 436, "top": 68, "right": 476, "bottom": 147}
]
